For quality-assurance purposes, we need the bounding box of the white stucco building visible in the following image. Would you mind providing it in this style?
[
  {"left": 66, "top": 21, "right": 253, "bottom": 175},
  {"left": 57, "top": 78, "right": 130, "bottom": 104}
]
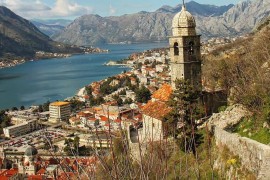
[{"left": 49, "top": 101, "right": 71, "bottom": 123}]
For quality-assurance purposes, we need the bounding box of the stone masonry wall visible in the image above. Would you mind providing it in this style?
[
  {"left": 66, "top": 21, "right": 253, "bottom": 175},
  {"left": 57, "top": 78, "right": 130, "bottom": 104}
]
[{"left": 213, "top": 126, "right": 270, "bottom": 179}]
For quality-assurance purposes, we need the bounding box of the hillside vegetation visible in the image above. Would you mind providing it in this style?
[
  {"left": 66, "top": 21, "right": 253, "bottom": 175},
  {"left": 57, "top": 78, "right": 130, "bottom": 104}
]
[{"left": 203, "top": 22, "right": 270, "bottom": 143}]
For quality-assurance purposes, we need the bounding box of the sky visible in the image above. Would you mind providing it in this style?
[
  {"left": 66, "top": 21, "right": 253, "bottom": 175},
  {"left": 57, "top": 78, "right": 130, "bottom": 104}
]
[{"left": 0, "top": 0, "right": 242, "bottom": 20}]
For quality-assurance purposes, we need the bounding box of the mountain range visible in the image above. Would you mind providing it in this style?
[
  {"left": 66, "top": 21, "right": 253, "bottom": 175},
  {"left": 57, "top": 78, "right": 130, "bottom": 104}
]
[
  {"left": 30, "top": 19, "right": 73, "bottom": 37},
  {"left": 51, "top": 0, "right": 270, "bottom": 45}
]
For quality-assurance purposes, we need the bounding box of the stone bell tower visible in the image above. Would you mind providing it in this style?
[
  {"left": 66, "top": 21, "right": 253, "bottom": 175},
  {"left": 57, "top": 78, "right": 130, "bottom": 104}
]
[{"left": 170, "top": 1, "right": 202, "bottom": 91}]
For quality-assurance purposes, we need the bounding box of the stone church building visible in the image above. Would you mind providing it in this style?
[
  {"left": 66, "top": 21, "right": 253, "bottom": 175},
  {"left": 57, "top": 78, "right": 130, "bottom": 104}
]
[{"left": 141, "top": 2, "right": 202, "bottom": 142}]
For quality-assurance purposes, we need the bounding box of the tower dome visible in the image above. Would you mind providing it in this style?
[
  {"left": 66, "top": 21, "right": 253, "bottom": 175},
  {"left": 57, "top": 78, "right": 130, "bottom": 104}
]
[
  {"left": 172, "top": 5, "right": 196, "bottom": 28},
  {"left": 172, "top": 4, "right": 196, "bottom": 36},
  {"left": 25, "top": 146, "right": 38, "bottom": 156}
]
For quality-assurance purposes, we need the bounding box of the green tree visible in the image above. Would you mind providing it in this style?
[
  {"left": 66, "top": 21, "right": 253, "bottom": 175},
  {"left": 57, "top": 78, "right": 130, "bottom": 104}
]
[
  {"left": 70, "top": 99, "right": 85, "bottom": 111},
  {"left": 0, "top": 114, "right": 11, "bottom": 129},
  {"left": 124, "top": 98, "right": 133, "bottom": 104},
  {"left": 64, "top": 138, "right": 73, "bottom": 155},
  {"left": 85, "top": 86, "right": 93, "bottom": 96},
  {"left": 73, "top": 136, "right": 80, "bottom": 155},
  {"left": 164, "top": 79, "right": 204, "bottom": 154},
  {"left": 20, "top": 106, "right": 25, "bottom": 110},
  {"left": 42, "top": 101, "right": 50, "bottom": 111},
  {"left": 117, "top": 97, "right": 123, "bottom": 106},
  {"left": 11, "top": 107, "right": 18, "bottom": 111},
  {"left": 38, "top": 105, "right": 43, "bottom": 112},
  {"left": 135, "top": 85, "right": 151, "bottom": 103},
  {"left": 119, "top": 90, "right": 126, "bottom": 95}
]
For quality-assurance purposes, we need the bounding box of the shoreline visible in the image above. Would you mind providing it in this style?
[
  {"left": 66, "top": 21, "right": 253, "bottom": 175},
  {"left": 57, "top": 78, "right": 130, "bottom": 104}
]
[{"left": 0, "top": 46, "right": 109, "bottom": 70}]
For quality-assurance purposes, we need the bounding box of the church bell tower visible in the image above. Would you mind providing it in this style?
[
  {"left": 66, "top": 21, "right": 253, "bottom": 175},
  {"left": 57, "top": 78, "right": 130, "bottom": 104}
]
[{"left": 170, "top": 1, "right": 202, "bottom": 91}]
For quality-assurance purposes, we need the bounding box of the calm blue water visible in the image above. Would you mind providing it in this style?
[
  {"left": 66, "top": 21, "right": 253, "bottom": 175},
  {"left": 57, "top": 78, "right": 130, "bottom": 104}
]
[{"left": 0, "top": 42, "right": 168, "bottom": 109}]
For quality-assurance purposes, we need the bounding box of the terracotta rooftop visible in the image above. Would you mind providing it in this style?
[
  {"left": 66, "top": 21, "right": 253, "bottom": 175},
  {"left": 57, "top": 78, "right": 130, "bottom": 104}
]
[
  {"left": 37, "top": 168, "right": 46, "bottom": 175},
  {"left": 151, "top": 83, "right": 172, "bottom": 102},
  {"left": 0, "top": 169, "right": 18, "bottom": 178},
  {"left": 114, "top": 118, "right": 121, "bottom": 123},
  {"left": 100, "top": 116, "right": 109, "bottom": 121},
  {"left": 28, "top": 175, "right": 43, "bottom": 180},
  {"left": 88, "top": 117, "right": 96, "bottom": 121},
  {"left": 58, "top": 172, "right": 77, "bottom": 180},
  {"left": 142, "top": 100, "right": 171, "bottom": 120}
]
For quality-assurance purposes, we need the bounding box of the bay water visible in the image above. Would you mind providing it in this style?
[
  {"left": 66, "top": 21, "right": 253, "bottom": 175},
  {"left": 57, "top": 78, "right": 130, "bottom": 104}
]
[{"left": 0, "top": 42, "right": 168, "bottom": 109}]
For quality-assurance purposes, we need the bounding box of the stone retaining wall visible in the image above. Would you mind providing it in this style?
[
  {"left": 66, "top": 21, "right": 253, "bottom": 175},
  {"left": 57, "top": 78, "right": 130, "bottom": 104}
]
[{"left": 213, "top": 126, "right": 270, "bottom": 179}]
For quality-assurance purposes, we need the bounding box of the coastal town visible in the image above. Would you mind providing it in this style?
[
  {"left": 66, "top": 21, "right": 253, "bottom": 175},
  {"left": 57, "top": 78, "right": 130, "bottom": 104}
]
[
  {"left": 0, "top": 0, "right": 270, "bottom": 179},
  {"left": 0, "top": 32, "right": 251, "bottom": 179},
  {"left": 0, "top": 46, "right": 108, "bottom": 69}
]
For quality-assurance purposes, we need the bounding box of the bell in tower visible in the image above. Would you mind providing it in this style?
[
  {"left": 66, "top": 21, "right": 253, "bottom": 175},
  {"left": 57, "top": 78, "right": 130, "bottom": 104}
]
[{"left": 170, "top": 0, "right": 202, "bottom": 91}]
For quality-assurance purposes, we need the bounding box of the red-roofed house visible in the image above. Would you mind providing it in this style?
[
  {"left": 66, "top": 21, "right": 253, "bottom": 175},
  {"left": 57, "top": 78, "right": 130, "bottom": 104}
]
[
  {"left": 99, "top": 116, "right": 109, "bottom": 126},
  {"left": 142, "top": 84, "right": 172, "bottom": 142},
  {"left": 0, "top": 169, "right": 18, "bottom": 179}
]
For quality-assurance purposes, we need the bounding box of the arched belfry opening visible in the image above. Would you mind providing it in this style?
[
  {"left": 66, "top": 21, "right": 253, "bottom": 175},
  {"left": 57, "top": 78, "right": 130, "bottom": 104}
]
[
  {"left": 174, "top": 42, "right": 179, "bottom": 56},
  {"left": 170, "top": 1, "right": 201, "bottom": 91}
]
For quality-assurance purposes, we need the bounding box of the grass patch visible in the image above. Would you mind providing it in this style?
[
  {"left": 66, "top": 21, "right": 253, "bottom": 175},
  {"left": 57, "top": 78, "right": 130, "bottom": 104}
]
[{"left": 230, "top": 117, "right": 270, "bottom": 145}]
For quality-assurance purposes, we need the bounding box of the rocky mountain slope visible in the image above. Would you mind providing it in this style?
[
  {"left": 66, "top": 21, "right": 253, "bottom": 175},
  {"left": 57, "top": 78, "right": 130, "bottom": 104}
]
[
  {"left": 52, "top": 0, "right": 270, "bottom": 45},
  {"left": 31, "top": 21, "right": 64, "bottom": 37},
  {"left": 0, "top": 6, "right": 55, "bottom": 58},
  {"left": 0, "top": 6, "right": 81, "bottom": 61},
  {"left": 31, "top": 19, "right": 73, "bottom": 37}
]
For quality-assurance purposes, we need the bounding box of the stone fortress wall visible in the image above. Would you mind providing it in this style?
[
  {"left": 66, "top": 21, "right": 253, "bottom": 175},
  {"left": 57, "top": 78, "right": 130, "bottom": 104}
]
[{"left": 213, "top": 126, "right": 270, "bottom": 179}]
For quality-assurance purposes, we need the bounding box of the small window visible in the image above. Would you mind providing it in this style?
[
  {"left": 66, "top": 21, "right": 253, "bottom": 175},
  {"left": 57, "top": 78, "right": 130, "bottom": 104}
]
[
  {"left": 188, "top": 41, "right": 194, "bottom": 55},
  {"left": 174, "top": 42, "right": 179, "bottom": 56}
]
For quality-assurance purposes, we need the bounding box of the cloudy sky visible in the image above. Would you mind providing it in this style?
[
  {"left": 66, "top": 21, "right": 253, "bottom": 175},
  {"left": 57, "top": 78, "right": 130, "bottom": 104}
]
[{"left": 0, "top": 0, "right": 241, "bottom": 20}]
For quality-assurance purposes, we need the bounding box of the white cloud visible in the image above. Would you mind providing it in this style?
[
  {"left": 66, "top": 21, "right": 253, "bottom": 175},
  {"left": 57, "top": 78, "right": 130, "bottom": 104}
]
[
  {"left": 1, "top": 0, "right": 93, "bottom": 19},
  {"left": 51, "top": 0, "right": 92, "bottom": 17},
  {"left": 2, "top": 0, "right": 51, "bottom": 11}
]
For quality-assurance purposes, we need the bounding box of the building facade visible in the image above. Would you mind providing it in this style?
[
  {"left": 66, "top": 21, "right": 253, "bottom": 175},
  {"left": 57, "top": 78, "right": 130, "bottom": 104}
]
[
  {"left": 170, "top": 4, "right": 202, "bottom": 90},
  {"left": 49, "top": 101, "right": 71, "bottom": 123},
  {"left": 3, "top": 120, "right": 38, "bottom": 138}
]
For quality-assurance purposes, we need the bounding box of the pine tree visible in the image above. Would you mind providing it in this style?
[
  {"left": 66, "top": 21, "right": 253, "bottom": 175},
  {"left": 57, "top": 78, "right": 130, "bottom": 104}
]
[{"left": 164, "top": 79, "right": 204, "bottom": 154}]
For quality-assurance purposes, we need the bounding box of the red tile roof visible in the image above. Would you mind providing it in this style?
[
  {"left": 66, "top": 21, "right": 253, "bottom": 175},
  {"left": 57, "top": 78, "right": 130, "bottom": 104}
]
[
  {"left": 152, "top": 84, "right": 172, "bottom": 102},
  {"left": 100, "top": 116, "right": 109, "bottom": 121},
  {"left": 0, "top": 177, "right": 8, "bottom": 180},
  {"left": 0, "top": 169, "right": 18, "bottom": 178},
  {"left": 58, "top": 172, "right": 77, "bottom": 180},
  {"left": 28, "top": 175, "right": 43, "bottom": 180},
  {"left": 88, "top": 117, "right": 96, "bottom": 121},
  {"left": 114, "top": 118, "right": 121, "bottom": 123},
  {"left": 142, "top": 100, "right": 171, "bottom": 120},
  {"left": 37, "top": 168, "right": 46, "bottom": 175}
]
